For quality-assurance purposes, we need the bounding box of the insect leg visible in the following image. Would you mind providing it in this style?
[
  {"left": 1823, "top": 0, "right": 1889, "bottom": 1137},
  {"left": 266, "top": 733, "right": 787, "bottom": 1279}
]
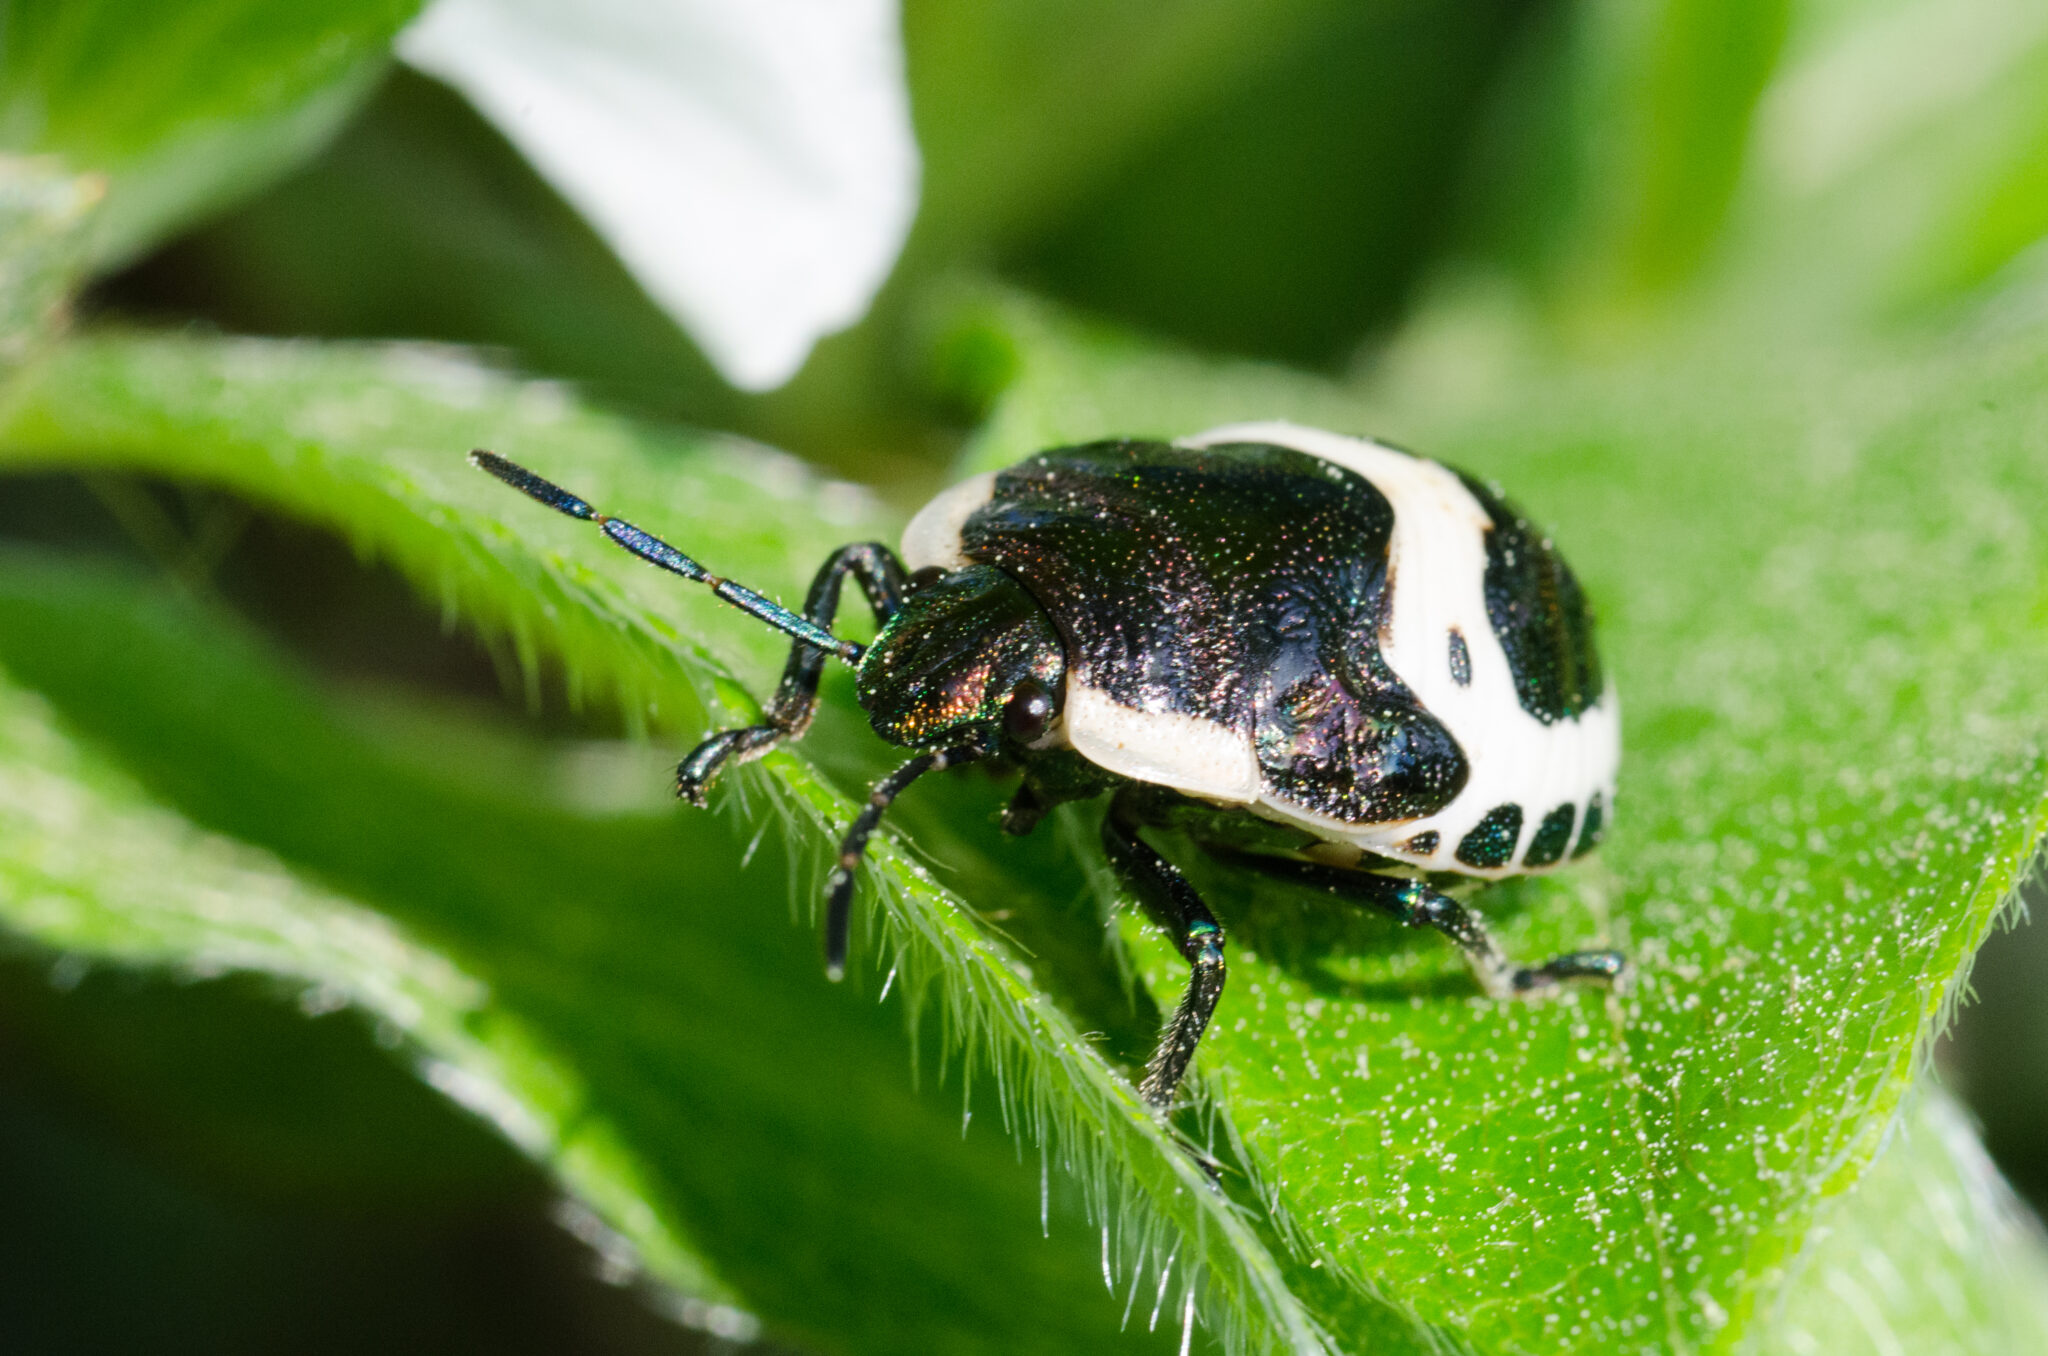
[
  {"left": 1224, "top": 854, "right": 1624, "bottom": 999},
  {"left": 1102, "top": 797, "right": 1226, "bottom": 1111},
  {"left": 676, "top": 543, "right": 908, "bottom": 804},
  {"left": 999, "top": 782, "right": 1049, "bottom": 837},
  {"left": 823, "top": 739, "right": 988, "bottom": 980}
]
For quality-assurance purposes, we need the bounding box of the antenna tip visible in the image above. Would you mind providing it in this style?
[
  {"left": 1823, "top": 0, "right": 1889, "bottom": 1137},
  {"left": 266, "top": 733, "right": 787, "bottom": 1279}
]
[
  {"left": 469, "top": 448, "right": 512, "bottom": 479},
  {"left": 468, "top": 449, "right": 599, "bottom": 520}
]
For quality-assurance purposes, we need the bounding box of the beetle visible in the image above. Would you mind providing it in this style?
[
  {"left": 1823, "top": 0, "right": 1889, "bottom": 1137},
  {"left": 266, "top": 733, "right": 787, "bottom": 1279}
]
[{"left": 471, "top": 421, "right": 1625, "bottom": 1109}]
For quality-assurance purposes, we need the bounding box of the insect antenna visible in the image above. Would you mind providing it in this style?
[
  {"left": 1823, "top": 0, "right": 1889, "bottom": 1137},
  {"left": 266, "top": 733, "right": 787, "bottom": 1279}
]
[{"left": 471, "top": 450, "right": 862, "bottom": 662}]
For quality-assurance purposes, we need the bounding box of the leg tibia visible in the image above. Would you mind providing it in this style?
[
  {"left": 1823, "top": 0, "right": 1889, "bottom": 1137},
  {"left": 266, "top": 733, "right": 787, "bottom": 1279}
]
[{"left": 1102, "top": 799, "right": 1227, "bottom": 1111}]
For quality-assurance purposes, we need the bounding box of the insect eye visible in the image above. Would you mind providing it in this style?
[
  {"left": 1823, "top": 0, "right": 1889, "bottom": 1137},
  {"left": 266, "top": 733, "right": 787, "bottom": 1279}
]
[{"left": 1003, "top": 681, "right": 1053, "bottom": 742}]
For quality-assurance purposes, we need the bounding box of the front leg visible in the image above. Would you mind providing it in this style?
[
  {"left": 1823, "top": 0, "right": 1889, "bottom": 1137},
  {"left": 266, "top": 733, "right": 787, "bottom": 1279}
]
[
  {"left": 1102, "top": 793, "right": 1226, "bottom": 1111},
  {"left": 676, "top": 543, "right": 907, "bottom": 804}
]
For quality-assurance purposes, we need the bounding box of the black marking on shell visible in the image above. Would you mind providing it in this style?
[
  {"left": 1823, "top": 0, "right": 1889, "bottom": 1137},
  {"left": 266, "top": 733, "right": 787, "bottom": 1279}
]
[
  {"left": 959, "top": 440, "right": 1469, "bottom": 824},
  {"left": 1447, "top": 628, "right": 1471, "bottom": 686},
  {"left": 1572, "top": 791, "right": 1605, "bottom": 859},
  {"left": 1402, "top": 829, "right": 1440, "bottom": 855},
  {"left": 1457, "top": 474, "right": 1602, "bottom": 725},
  {"left": 1524, "top": 803, "right": 1577, "bottom": 867},
  {"left": 1455, "top": 803, "right": 1524, "bottom": 869}
]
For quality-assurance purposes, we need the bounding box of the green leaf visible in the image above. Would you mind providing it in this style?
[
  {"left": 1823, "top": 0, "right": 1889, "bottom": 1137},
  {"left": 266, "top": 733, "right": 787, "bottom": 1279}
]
[
  {"left": 0, "top": 550, "right": 1228, "bottom": 1353},
  {"left": 946, "top": 291, "right": 2048, "bottom": 1350},
  {"left": 1458, "top": 0, "right": 1793, "bottom": 320},
  {"left": 0, "top": 155, "right": 102, "bottom": 366},
  {"left": 0, "top": 561, "right": 734, "bottom": 1312},
  {"left": 1732, "top": 0, "right": 2048, "bottom": 318},
  {"left": 107, "top": 72, "right": 744, "bottom": 435},
  {"left": 0, "top": 0, "right": 421, "bottom": 266},
  {"left": 903, "top": 0, "right": 1349, "bottom": 257},
  {"left": 0, "top": 332, "right": 1336, "bottom": 1354},
  {"left": 5, "top": 295, "right": 2047, "bottom": 1350},
  {"left": 1743, "top": 1083, "right": 2048, "bottom": 1352},
  {"left": 1462, "top": 0, "right": 2048, "bottom": 330},
  {"left": 0, "top": 951, "right": 537, "bottom": 1209},
  {"left": 996, "top": 1, "right": 1536, "bottom": 366}
]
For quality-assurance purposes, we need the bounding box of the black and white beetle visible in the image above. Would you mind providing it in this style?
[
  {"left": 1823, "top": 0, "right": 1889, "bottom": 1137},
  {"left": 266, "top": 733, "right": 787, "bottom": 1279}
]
[{"left": 472, "top": 422, "right": 1625, "bottom": 1109}]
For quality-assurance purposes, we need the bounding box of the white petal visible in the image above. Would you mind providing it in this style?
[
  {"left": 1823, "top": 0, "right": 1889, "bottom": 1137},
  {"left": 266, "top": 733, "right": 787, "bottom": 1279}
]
[{"left": 399, "top": 0, "right": 919, "bottom": 391}]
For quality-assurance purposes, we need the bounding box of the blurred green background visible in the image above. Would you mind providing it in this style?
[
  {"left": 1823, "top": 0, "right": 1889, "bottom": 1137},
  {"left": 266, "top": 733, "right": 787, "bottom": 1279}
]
[{"left": 7, "top": 1, "right": 2048, "bottom": 1353}]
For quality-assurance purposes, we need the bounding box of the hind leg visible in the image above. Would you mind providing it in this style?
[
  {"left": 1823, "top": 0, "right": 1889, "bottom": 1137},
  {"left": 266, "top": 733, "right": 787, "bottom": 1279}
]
[{"left": 1222, "top": 853, "right": 1624, "bottom": 998}]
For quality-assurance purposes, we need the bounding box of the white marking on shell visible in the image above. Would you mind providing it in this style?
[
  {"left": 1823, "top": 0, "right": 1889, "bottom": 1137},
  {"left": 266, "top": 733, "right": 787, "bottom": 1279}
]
[
  {"left": 1063, "top": 686, "right": 1264, "bottom": 804},
  {"left": 899, "top": 470, "right": 997, "bottom": 570},
  {"left": 900, "top": 466, "right": 1261, "bottom": 796},
  {"left": 1181, "top": 420, "right": 1620, "bottom": 877}
]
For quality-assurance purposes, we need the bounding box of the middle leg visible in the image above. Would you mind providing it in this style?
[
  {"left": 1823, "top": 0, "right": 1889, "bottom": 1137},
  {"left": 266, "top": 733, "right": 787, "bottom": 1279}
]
[{"left": 1102, "top": 794, "right": 1227, "bottom": 1110}]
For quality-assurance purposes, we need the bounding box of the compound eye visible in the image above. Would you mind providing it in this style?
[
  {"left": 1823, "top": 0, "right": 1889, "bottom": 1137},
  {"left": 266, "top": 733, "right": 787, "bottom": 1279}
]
[{"left": 1003, "top": 680, "right": 1053, "bottom": 743}]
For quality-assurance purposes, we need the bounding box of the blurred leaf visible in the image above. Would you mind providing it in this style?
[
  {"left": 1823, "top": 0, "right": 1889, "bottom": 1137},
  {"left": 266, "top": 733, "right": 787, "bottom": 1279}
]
[
  {"left": 108, "top": 2, "right": 1497, "bottom": 453},
  {"left": 1010, "top": 0, "right": 1532, "bottom": 367},
  {"left": 0, "top": 956, "right": 531, "bottom": 1207},
  {"left": 0, "top": 0, "right": 419, "bottom": 266},
  {"left": 1735, "top": 0, "right": 2048, "bottom": 318},
  {"left": 0, "top": 962, "right": 726, "bottom": 1356},
  {"left": 1456, "top": 0, "right": 1792, "bottom": 324},
  {"left": 902, "top": 0, "right": 1343, "bottom": 258},
  {"left": 0, "top": 594, "right": 739, "bottom": 1305},
  {"left": 0, "top": 332, "right": 1336, "bottom": 1354},
  {"left": 0, "top": 155, "right": 101, "bottom": 366},
  {"left": 946, "top": 289, "right": 2048, "bottom": 1350},
  {"left": 1456, "top": 0, "right": 2048, "bottom": 333},
  {"left": 1740, "top": 1083, "right": 2048, "bottom": 1353}
]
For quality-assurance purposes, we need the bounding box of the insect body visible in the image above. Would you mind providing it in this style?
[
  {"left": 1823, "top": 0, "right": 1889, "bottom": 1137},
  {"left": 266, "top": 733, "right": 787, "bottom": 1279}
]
[{"left": 473, "top": 422, "right": 1625, "bottom": 1110}]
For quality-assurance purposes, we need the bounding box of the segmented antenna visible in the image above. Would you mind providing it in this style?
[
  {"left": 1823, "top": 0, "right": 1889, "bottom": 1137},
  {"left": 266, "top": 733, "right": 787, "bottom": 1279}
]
[{"left": 470, "top": 450, "right": 862, "bottom": 663}]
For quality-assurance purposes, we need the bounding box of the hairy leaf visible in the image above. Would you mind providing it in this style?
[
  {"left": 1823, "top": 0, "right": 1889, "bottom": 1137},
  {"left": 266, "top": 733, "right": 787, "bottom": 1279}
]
[
  {"left": 950, "top": 292, "right": 2048, "bottom": 1351},
  {"left": 1740, "top": 1082, "right": 2048, "bottom": 1353},
  {"left": 0, "top": 549, "right": 1234, "bottom": 1353},
  {"left": 0, "top": 332, "right": 1336, "bottom": 1354},
  {"left": 4, "top": 296, "right": 2046, "bottom": 1347}
]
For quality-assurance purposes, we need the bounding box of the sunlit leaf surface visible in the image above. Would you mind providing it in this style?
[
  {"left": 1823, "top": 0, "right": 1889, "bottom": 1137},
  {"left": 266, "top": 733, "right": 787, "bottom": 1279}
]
[
  {"left": 950, "top": 292, "right": 2048, "bottom": 1351},
  {"left": 0, "top": 333, "right": 1330, "bottom": 1355},
  {"left": 6, "top": 1, "right": 2048, "bottom": 1351},
  {"left": 5, "top": 284, "right": 2047, "bottom": 1351}
]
